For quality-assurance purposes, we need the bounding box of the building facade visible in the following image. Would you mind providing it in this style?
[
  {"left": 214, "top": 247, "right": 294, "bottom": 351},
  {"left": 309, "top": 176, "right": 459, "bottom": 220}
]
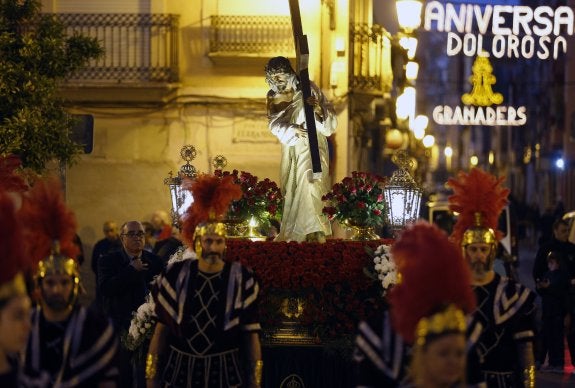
[{"left": 41, "top": 0, "right": 392, "bottom": 273}]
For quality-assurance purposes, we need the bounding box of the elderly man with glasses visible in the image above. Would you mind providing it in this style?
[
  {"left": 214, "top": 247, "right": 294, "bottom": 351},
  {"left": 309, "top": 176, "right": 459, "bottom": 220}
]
[{"left": 99, "top": 220, "right": 164, "bottom": 386}]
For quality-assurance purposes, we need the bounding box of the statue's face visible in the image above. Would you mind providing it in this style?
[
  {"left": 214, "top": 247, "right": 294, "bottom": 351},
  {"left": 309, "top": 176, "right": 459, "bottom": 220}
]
[
  {"left": 268, "top": 71, "right": 290, "bottom": 92},
  {"left": 266, "top": 70, "right": 298, "bottom": 94}
]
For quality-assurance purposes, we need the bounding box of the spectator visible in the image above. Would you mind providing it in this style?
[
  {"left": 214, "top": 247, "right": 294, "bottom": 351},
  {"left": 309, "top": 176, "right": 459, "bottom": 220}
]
[
  {"left": 91, "top": 221, "right": 122, "bottom": 308},
  {"left": 533, "top": 219, "right": 575, "bottom": 284},
  {"left": 142, "top": 221, "right": 156, "bottom": 252},
  {"left": 98, "top": 221, "right": 164, "bottom": 387},
  {"left": 150, "top": 210, "right": 172, "bottom": 242},
  {"left": 536, "top": 251, "right": 570, "bottom": 372},
  {"left": 152, "top": 225, "right": 183, "bottom": 264},
  {"left": 91, "top": 220, "right": 121, "bottom": 277}
]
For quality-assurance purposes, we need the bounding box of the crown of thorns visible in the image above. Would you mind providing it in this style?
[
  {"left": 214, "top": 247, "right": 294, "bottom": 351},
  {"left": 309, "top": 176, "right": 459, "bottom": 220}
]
[{"left": 265, "top": 56, "right": 295, "bottom": 76}]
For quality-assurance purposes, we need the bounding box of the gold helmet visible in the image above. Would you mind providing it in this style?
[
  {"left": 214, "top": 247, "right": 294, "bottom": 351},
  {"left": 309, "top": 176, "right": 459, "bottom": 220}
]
[
  {"left": 447, "top": 168, "right": 509, "bottom": 264},
  {"left": 36, "top": 241, "right": 81, "bottom": 308},
  {"left": 181, "top": 174, "right": 242, "bottom": 257},
  {"left": 461, "top": 212, "right": 498, "bottom": 247},
  {"left": 20, "top": 178, "right": 81, "bottom": 309}
]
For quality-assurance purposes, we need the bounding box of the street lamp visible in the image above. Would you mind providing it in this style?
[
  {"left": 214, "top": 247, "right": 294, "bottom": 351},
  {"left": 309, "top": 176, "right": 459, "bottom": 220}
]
[
  {"left": 164, "top": 145, "right": 198, "bottom": 226},
  {"left": 384, "top": 150, "right": 423, "bottom": 233},
  {"left": 396, "top": 86, "right": 416, "bottom": 120},
  {"left": 396, "top": 0, "right": 423, "bottom": 33}
]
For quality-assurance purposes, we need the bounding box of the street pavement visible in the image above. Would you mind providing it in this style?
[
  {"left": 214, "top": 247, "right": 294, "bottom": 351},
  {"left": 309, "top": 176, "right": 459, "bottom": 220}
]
[{"left": 515, "top": 239, "right": 575, "bottom": 386}]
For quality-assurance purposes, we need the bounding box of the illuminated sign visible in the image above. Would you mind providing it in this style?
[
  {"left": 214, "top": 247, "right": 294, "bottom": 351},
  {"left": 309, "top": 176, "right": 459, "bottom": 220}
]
[
  {"left": 433, "top": 55, "right": 527, "bottom": 126},
  {"left": 424, "top": 1, "right": 574, "bottom": 59}
]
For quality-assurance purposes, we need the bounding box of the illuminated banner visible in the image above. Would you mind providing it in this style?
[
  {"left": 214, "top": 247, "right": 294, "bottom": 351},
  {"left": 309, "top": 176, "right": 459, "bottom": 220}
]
[
  {"left": 432, "top": 55, "right": 526, "bottom": 126},
  {"left": 424, "top": 1, "right": 574, "bottom": 59}
]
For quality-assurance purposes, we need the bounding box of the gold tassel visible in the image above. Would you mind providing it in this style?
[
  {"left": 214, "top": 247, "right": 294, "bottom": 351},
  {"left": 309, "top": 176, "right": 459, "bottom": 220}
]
[{"left": 145, "top": 353, "right": 158, "bottom": 380}]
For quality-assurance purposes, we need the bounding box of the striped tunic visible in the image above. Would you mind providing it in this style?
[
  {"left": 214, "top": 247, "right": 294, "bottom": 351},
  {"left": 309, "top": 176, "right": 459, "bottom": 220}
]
[{"left": 152, "top": 259, "right": 261, "bottom": 387}]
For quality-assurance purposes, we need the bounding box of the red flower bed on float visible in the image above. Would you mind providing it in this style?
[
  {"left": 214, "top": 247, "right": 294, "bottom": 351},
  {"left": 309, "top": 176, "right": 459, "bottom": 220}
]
[{"left": 226, "top": 238, "right": 394, "bottom": 343}]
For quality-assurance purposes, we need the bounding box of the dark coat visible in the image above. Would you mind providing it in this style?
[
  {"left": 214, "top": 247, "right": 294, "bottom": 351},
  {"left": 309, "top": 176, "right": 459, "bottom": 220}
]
[
  {"left": 533, "top": 238, "right": 575, "bottom": 282},
  {"left": 98, "top": 248, "right": 163, "bottom": 331},
  {"left": 91, "top": 238, "right": 122, "bottom": 275}
]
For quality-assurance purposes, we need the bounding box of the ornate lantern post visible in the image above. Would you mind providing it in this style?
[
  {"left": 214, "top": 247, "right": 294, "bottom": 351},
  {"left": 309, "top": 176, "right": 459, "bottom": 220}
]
[
  {"left": 384, "top": 150, "right": 422, "bottom": 233},
  {"left": 164, "top": 145, "right": 198, "bottom": 226}
]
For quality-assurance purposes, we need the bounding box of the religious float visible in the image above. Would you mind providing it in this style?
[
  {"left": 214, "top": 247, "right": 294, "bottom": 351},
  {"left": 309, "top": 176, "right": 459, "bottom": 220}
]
[{"left": 158, "top": 142, "right": 422, "bottom": 386}]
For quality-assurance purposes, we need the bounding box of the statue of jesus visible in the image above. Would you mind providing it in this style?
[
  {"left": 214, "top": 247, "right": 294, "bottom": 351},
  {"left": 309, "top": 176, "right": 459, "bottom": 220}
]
[{"left": 265, "top": 56, "right": 337, "bottom": 243}]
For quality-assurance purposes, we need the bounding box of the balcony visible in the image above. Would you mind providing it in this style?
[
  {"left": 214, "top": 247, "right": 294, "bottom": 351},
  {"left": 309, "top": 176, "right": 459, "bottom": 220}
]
[
  {"left": 53, "top": 13, "right": 180, "bottom": 105},
  {"left": 349, "top": 23, "right": 392, "bottom": 96},
  {"left": 208, "top": 15, "right": 294, "bottom": 65}
]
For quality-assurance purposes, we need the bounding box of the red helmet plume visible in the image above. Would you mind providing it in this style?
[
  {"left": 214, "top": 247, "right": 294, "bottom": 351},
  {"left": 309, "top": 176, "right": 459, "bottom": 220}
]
[
  {"left": 447, "top": 168, "right": 509, "bottom": 247},
  {"left": 388, "top": 221, "right": 476, "bottom": 344},
  {"left": 20, "top": 178, "right": 80, "bottom": 265},
  {"left": 181, "top": 174, "right": 242, "bottom": 245}
]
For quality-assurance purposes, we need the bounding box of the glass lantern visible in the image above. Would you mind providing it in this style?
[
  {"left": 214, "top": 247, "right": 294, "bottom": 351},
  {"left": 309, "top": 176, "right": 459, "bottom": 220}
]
[{"left": 384, "top": 150, "right": 422, "bottom": 233}]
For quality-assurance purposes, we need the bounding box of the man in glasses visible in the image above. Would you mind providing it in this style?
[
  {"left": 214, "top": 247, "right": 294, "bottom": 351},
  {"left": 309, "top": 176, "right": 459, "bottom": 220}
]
[{"left": 98, "top": 220, "right": 164, "bottom": 386}]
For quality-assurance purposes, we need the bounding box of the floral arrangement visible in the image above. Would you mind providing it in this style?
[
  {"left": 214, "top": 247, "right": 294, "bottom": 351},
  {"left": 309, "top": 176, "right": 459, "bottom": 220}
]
[
  {"left": 122, "top": 293, "right": 156, "bottom": 352},
  {"left": 322, "top": 171, "right": 387, "bottom": 228},
  {"left": 226, "top": 239, "right": 393, "bottom": 342},
  {"left": 369, "top": 244, "right": 397, "bottom": 295},
  {"left": 214, "top": 169, "right": 282, "bottom": 230}
]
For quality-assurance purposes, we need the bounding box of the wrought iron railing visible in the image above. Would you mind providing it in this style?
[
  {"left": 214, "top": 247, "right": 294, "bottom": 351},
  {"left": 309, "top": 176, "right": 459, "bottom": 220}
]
[
  {"left": 209, "top": 15, "right": 293, "bottom": 56},
  {"left": 51, "top": 13, "right": 179, "bottom": 83},
  {"left": 350, "top": 23, "right": 392, "bottom": 94}
]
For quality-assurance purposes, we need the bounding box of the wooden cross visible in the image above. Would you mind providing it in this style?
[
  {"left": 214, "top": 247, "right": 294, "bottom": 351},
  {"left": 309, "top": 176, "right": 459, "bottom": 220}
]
[{"left": 288, "top": 0, "right": 322, "bottom": 179}]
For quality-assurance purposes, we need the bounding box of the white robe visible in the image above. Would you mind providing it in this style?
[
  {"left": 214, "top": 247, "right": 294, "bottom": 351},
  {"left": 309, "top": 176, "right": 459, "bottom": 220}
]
[{"left": 268, "top": 84, "right": 337, "bottom": 242}]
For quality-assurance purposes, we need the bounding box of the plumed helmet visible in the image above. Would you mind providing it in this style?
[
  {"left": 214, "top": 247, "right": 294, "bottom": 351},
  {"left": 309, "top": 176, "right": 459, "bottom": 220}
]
[
  {"left": 388, "top": 221, "right": 476, "bottom": 345},
  {"left": 447, "top": 168, "right": 509, "bottom": 262},
  {"left": 181, "top": 174, "right": 242, "bottom": 256},
  {"left": 20, "top": 178, "right": 81, "bottom": 308}
]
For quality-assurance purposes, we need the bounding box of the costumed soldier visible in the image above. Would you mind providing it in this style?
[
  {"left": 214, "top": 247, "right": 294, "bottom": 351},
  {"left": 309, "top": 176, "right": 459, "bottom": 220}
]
[
  {"left": 0, "top": 190, "right": 35, "bottom": 386},
  {"left": 352, "top": 222, "right": 476, "bottom": 387},
  {"left": 388, "top": 221, "right": 476, "bottom": 387},
  {"left": 448, "top": 168, "right": 537, "bottom": 387},
  {"left": 352, "top": 303, "right": 408, "bottom": 387},
  {"left": 19, "top": 179, "right": 120, "bottom": 387},
  {"left": 146, "top": 174, "right": 262, "bottom": 388}
]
